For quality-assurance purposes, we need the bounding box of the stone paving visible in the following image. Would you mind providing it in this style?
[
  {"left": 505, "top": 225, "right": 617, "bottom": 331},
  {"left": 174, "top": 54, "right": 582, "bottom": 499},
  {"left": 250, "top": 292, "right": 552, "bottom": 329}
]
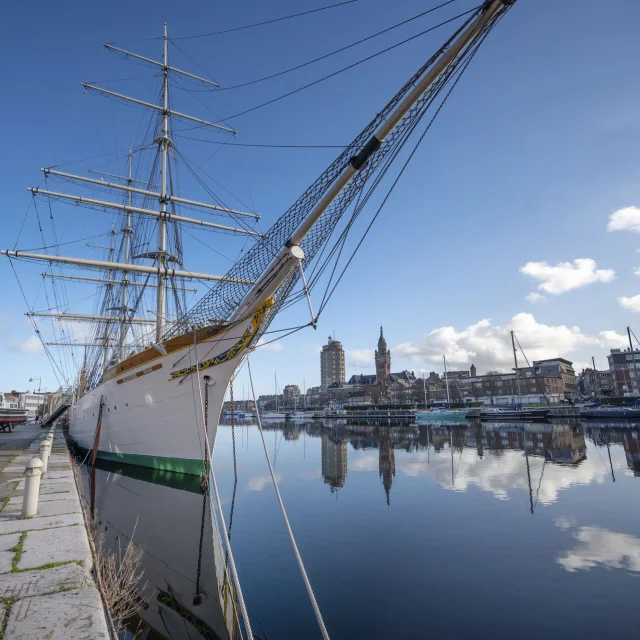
[{"left": 0, "top": 422, "right": 110, "bottom": 638}]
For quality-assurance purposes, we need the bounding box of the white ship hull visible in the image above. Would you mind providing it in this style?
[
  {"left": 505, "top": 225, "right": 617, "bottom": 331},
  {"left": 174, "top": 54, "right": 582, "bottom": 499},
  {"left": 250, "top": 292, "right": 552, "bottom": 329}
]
[{"left": 69, "top": 305, "right": 268, "bottom": 475}]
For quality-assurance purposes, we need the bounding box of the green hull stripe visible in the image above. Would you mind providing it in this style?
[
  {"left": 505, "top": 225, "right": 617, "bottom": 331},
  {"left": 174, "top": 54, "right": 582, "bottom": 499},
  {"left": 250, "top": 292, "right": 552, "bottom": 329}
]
[{"left": 91, "top": 449, "right": 204, "bottom": 476}]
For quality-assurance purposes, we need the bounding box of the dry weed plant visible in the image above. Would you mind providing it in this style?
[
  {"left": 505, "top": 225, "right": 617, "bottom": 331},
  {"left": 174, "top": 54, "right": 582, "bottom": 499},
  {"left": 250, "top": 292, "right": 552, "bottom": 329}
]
[{"left": 91, "top": 515, "right": 153, "bottom": 635}]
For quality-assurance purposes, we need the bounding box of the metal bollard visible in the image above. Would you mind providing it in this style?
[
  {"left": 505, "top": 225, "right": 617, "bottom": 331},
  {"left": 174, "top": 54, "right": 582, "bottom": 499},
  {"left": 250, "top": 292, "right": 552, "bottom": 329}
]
[
  {"left": 22, "top": 458, "right": 43, "bottom": 517},
  {"left": 39, "top": 440, "right": 51, "bottom": 474}
]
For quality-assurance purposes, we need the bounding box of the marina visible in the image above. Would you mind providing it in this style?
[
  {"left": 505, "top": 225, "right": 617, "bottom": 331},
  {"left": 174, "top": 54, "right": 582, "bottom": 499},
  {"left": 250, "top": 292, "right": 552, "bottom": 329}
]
[
  {"left": 3, "top": 0, "right": 640, "bottom": 637},
  {"left": 73, "top": 418, "right": 640, "bottom": 638}
]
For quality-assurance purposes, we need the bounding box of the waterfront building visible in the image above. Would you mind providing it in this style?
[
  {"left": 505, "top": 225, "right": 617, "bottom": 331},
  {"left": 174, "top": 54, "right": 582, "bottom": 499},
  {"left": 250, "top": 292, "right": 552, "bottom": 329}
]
[
  {"left": 321, "top": 435, "right": 347, "bottom": 492},
  {"left": 578, "top": 368, "right": 614, "bottom": 398},
  {"left": 0, "top": 393, "right": 20, "bottom": 409},
  {"left": 375, "top": 327, "right": 391, "bottom": 384},
  {"left": 445, "top": 369, "right": 470, "bottom": 381},
  {"left": 532, "top": 358, "right": 577, "bottom": 400},
  {"left": 321, "top": 336, "right": 346, "bottom": 388},
  {"left": 19, "top": 392, "right": 48, "bottom": 417},
  {"left": 257, "top": 394, "right": 283, "bottom": 410},
  {"left": 607, "top": 348, "right": 640, "bottom": 396},
  {"left": 283, "top": 384, "right": 300, "bottom": 407}
]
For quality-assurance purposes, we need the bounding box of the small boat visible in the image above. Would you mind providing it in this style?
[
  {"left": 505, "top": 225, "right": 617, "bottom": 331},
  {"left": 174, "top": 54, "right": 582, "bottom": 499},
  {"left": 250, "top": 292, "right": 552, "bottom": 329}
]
[
  {"left": 0, "top": 394, "right": 28, "bottom": 426},
  {"left": 580, "top": 406, "right": 640, "bottom": 420},
  {"left": 479, "top": 407, "right": 550, "bottom": 422},
  {"left": 416, "top": 409, "right": 469, "bottom": 423}
]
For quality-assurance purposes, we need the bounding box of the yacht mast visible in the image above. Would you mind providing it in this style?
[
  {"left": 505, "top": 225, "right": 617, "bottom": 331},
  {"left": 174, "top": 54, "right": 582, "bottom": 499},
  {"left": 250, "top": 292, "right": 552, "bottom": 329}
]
[
  {"left": 156, "top": 23, "right": 169, "bottom": 341},
  {"left": 511, "top": 330, "right": 522, "bottom": 408},
  {"left": 443, "top": 355, "right": 450, "bottom": 405}
]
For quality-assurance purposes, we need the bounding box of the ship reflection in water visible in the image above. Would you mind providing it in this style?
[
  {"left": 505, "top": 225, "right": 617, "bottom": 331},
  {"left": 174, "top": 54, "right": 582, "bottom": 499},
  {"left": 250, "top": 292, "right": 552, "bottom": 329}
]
[
  {"left": 76, "top": 462, "right": 238, "bottom": 640},
  {"left": 80, "top": 421, "right": 640, "bottom": 639}
]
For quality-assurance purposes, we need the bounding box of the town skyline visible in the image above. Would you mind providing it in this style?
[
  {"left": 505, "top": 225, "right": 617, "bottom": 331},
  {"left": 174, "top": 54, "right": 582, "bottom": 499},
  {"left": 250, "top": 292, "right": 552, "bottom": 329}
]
[{"left": 2, "top": 0, "right": 640, "bottom": 399}]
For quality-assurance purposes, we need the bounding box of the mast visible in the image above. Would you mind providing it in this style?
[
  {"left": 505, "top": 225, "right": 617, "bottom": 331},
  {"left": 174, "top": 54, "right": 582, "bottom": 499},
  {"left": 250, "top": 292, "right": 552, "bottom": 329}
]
[
  {"left": 230, "top": 0, "right": 511, "bottom": 326},
  {"left": 102, "top": 226, "right": 116, "bottom": 371},
  {"left": 591, "top": 355, "right": 600, "bottom": 400},
  {"left": 443, "top": 356, "right": 450, "bottom": 405},
  {"left": 628, "top": 326, "right": 636, "bottom": 397},
  {"left": 119, "top": 145, "right": 133, "bottom": 361},
  {"left": 511, "top": 330, "right": 522, "bottom": 408},
  {"left": 423, "top": 372, "right": 427, "bottom": 409},
  {"left": 156, "top": 23, "right": 169, "bottom": 341}
]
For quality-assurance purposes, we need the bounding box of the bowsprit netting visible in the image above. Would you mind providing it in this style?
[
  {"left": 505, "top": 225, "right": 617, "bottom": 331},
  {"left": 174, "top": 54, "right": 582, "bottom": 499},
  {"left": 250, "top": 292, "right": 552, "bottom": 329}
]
[{"left": 166, "top": 3, "right": 504, "bottom": 339}]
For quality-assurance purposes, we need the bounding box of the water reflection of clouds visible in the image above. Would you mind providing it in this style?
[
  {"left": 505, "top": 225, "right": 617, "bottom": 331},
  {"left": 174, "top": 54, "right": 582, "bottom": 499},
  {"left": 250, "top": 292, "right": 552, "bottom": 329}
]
[
  {"left": 246, "top": 473, "right": 283, "bottom": 491},
  {"left": 396, "top": 447, "right": 625, "bottom": 504},
  {"left": 555, "top": 524, "right": 640, "bottom": 573}
]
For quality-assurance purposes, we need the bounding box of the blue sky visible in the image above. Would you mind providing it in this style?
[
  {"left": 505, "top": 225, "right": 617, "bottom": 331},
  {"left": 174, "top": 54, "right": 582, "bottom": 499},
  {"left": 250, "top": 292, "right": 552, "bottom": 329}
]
[{"left": 3, "top": 0, "right": 640, "bottom": 396}]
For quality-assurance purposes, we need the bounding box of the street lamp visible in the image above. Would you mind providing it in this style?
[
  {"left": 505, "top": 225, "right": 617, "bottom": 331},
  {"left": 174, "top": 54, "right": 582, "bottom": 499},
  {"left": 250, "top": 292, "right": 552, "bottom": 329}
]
[{"left": 29, "top": 378, "right": 42, "bottom": 393}]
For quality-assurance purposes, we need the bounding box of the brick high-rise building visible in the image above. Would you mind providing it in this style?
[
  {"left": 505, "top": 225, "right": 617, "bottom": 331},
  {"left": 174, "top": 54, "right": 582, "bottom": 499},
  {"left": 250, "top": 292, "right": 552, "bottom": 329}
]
[
  {"left": 375, "top": 326, "right": 391, "bottom": 384},
  {"left": 321, "top": 336, "right": 345, "bottom": 388}
]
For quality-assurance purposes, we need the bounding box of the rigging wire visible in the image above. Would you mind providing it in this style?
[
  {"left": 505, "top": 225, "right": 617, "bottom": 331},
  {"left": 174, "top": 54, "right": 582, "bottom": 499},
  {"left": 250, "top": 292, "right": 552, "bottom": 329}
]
[
  {"left": 312, "top": 13, "right": 494, "bottom": 320},
  {"left": 17, "top": 232, "right": 114, "bottom": 253},
  {"left": 7, "top": 258, "right": 67, "bottom": 386},
  {"left": 47, "top": 144, "right": 153, "bottom": 170},
  {"left": 247, "top": 357, "right": 331, "bottom": 640},
  {"left": 172, "top": 135, "right": 347, "bottom": 149},
  {"left": 202, "top": 6, "right": 482, "bottom": 124},
  {"left": 13, "top": 197, "right": 35, "bottom": 251},
  {"left": 172, "top": 0, "right": 358, "bottom": 40},
  {"left": 211, "top": 0, "right": 460, "bottom": 92}
]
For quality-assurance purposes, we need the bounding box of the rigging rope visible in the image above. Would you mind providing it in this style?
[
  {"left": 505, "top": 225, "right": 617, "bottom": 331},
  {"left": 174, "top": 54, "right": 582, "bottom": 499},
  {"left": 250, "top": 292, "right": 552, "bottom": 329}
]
[
  {"left": 193, "top": 335, "right": 253, "bottom": 640},
  {"left": 212, "top": 0, "right": 461, "bottom": 92},
  {"left": 172, "top": 0, "right": 358, "bottom": 40},
  {"left": 213, "top": 6, "right": 481, "bottom": 123},
  {"left": 227, "top": 379, "right": 238, "bottom": 544},
  {"left": 247, "top": 356, "right": 331, "bottom": 640}
]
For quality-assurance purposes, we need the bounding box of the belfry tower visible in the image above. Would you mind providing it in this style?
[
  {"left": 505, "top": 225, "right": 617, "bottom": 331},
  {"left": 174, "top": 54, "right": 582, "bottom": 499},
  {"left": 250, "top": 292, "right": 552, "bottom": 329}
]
[{"left": 375, "top": 326, "right": 391, "bottom": 384}]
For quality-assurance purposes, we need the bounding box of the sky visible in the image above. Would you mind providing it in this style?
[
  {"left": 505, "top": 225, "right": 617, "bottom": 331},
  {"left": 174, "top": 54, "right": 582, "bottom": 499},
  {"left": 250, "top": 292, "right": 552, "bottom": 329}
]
[{"left": 2, "top": 0, "right": 640, "bottom": 396}]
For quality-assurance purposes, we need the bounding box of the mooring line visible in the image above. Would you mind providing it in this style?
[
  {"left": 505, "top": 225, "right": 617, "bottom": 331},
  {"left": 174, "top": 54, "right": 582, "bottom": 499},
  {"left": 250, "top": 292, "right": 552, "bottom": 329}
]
[{"left": 247, "top": 355, "right": 331, "bottom": 640}]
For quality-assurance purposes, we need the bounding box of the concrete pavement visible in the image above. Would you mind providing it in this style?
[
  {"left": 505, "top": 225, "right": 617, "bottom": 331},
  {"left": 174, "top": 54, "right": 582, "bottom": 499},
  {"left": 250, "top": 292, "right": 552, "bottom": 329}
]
[{"left": 0, "top": 422, "right": 111, "bottom": 639}]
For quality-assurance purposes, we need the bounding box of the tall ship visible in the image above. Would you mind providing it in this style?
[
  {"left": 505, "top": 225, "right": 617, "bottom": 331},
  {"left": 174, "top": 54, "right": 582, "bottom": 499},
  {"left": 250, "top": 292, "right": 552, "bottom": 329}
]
[{"left": 4, "top": 0, "right": 518, "bottom": 475}]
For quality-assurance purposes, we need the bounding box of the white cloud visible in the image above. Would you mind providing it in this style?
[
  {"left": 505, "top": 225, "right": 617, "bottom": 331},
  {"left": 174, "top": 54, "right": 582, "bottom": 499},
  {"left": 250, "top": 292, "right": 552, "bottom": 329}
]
[
  {"left": 556, "top": 526, "right": 640, "bottom": 573},
  {"left": 607, "top": 206, "right": 640, "bottom": 233},
  {"left": 525, "top": 292, "right": 546, "bottom": 303},
  {"left": 598, "top": 330, "right": 629, "bottom": 348},
  {"left": 9, "top": 336, "right": 43, "bottom": 354},
  {"left": 255, "top": 338, "right": 284, "bottom": 352},
  {"left": 394, "top": 313, "right": 599, "bottom": 372},
  {"left": 399, "top": 436, "right": 624, "bottom": 505},
  {"left": 520, "top": 258, "right": 615, "bottom": 295},
  {"left": 619, "top": 295, "right": 640, "bottom": 312}
]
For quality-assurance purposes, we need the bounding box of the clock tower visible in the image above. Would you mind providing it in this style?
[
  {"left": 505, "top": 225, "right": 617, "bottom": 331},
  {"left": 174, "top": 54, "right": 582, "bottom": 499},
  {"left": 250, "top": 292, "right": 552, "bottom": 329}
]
[{"left": 375, "top": 326, "right": 391, "bottom": 384}]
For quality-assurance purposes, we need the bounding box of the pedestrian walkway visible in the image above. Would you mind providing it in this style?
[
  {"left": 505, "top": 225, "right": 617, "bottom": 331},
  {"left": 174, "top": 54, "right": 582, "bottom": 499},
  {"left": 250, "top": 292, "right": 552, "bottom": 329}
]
[{"left": 0, "top": 422, "right": 110, "bottom": 639}]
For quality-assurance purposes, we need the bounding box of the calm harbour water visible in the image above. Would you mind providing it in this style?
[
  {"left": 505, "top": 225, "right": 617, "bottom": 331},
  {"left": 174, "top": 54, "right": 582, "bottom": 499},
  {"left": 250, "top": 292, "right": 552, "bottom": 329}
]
[{"left": 79, "top": 421, "right": 640, "bottom": 639}]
